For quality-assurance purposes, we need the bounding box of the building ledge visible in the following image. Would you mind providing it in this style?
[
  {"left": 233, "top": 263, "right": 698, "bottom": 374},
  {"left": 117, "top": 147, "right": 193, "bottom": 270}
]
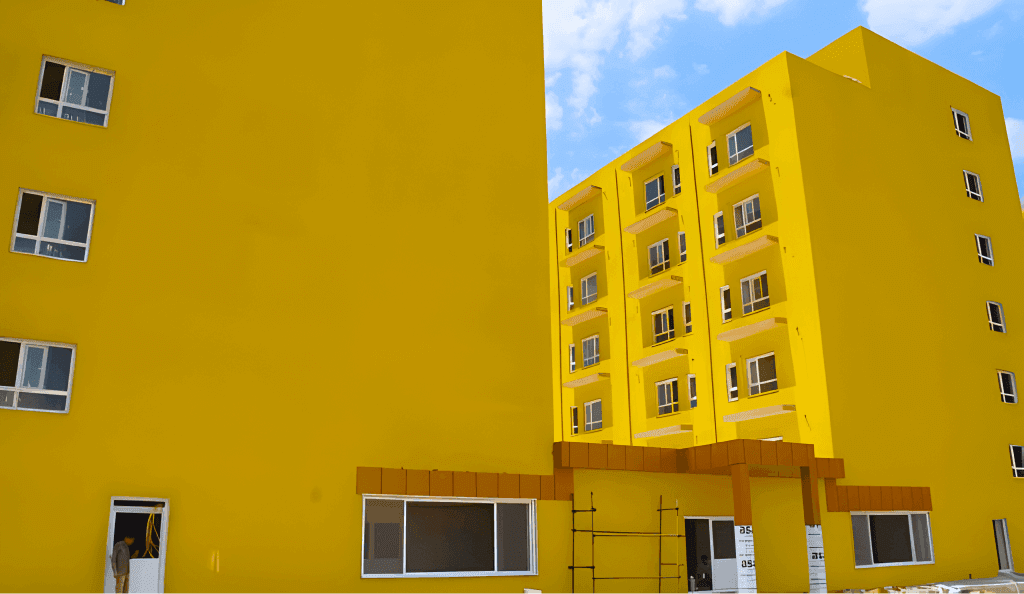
[
  {"left": 563, "top": 372, "right": 610, "bottom": 389},
  {"left": 634, "top": 424, "right": 692, "bottom": 440},
  {"left": 557, "top": 185, "right": 602, "bottom": 212},
  {"left": 561, "top": 245, "right": 603, "bottom": 268},
  {"left": 697, "top": 87, "right": 761, "bottom": 126},
  {"left": 716, "top": 316, "right": 785, "bottom": 342},
  {"left": 631, "top": 348, "right": 687, "bottom": 368},
  {"left": 627, "top": 275, "right": 682, "bottom": 300},
  {"left": 561, "top": 307, "right": 608, "bottom": 327},
  {"left": 704, "top": 158, "right": 770, "bottom": 194},
  {"left": 723, "top": 404, "right": 796, "bottom": 423},
  {"left": 620, "top": 141, "right": 672, "bottom": 173},
  {"left": 709, "top": 235, "right": 779, "bottom": 265},
  {"left": 624, "top": 207, "right": 677, "bottom": 235}
]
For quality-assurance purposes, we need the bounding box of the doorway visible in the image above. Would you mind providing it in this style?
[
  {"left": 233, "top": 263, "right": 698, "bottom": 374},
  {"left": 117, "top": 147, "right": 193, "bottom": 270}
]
[
  {"left": 104, "top": 497, "right": 169, "bottom": 593},
  {"left": 685, "top": 516, "right": 737, "bottom": 592},
  {"left": 994, "top": 519, "right": 1014, "bottom": 572}
]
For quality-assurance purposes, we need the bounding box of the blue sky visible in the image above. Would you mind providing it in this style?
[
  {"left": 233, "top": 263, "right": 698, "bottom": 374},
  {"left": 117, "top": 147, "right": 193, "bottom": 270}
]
[{"left": 542, "top": 0, "right": 1024, "bottom": 201}]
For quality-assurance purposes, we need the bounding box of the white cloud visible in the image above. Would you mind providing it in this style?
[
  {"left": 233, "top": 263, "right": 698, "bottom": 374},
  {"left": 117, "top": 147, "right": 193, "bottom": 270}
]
[
  {"left": 629, "top": 119, "right": 670, "bottom": 142},
  {"left": 859, "top": 0, "right": 1004, "bottom": 46},
  {"left": 1007, "top": 117, "right": 1024, "bottom": 161},
  {"left": 546, "top": 92, "right": 564, "bottom": 131},
  {"left": 545, "top": 72, "right": 563, "bottom": 87},
  {"left": 695, "top": 0, "right": 789, "bottom": 26},
  {"left": 548, "top": 167, "right": 566, "bottom": 198},
  {"left": 693, "top": 63, "right": 709, "bottom": 75},
  {"left": 653, "top": 65, "right": 677, "bottom": 78}
]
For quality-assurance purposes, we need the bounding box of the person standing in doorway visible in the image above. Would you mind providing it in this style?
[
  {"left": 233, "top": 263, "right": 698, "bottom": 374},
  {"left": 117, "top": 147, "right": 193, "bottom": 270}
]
[{"left": 111, "top": 536, "right": 135, "bottom": 593}]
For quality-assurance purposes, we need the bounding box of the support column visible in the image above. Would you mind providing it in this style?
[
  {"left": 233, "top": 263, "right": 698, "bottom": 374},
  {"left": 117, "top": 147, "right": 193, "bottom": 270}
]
[
  {"left": 801, "top": 464, "right": 826, "bottom": 593},
  {"left": 731, "top": 463, "right": 756, "bottom": 593}
]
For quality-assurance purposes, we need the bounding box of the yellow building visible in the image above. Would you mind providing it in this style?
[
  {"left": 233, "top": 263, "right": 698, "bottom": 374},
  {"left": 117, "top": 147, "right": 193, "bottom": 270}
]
[{"left": 551, "top": 26, "right": 1023, "bottom": 593}]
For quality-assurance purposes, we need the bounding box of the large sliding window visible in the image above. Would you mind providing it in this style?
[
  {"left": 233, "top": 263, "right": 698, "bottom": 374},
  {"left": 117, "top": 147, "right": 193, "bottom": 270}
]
[
  {"left": 851, "top": 512, "right": 933, "bottom": 568},
  {"left": 11, "top": 189, "right": 95, "bottom": 262},
  {"left": 362, "top": 496, "right": 537, "bottom": 578},
  {"left": 36, "top": 56, "right": 115, "bottom": 127},
  {"left": 0, "top": 337, "right": 77, "bottom": 413}
]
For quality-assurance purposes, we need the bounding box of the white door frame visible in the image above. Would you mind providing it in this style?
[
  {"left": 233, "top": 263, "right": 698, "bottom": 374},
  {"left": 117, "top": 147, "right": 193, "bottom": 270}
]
[
  {"left": 686, "top": 515, "right": 737, "bottom": 593},
  {"left": 104, "top": 496, "right": 170, "bottom": 593},
  {"left": 995, "top": 519, "right": 1015, "bottom": 572}
]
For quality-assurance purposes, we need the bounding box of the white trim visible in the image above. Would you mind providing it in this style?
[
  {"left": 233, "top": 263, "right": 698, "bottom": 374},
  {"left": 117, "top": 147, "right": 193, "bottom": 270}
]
[
  {"left": 578, "top": 214, "right": 595, "bottom": 247},
  {"left": 0, "top": 336, "right": 77, "bottom": 414},
  {"left": 952, "top": 107, "right": 972, "bottom": 140},
  {"left": 976, "top": 234, "right": 994, "bottom": 266},
  {"left": 964, "top": 170, "right": 983, "bottom": 201},
  {"left": 851, "top": 511, "right": 934, "bottom": 568},
  {"left": 727, "top": 123, "right": 754, "bottom": 166},
  {"left": 648, "top": 238, "right": 670, "bottom": 275},
  {"left": 739, "top": 270, "right": 769, "bottom": 315},
  {"left": 570, "top": 405, "right": 579, "bottom": 435},
  {"left": 644, "top": 174, "right": 667, "bottom": 211},
  {"left": 652, "top": 306, "right": 675, "bottom": 344},
  {"left": 35, "top": 56, "right": 115, "bottom": 127},
  {"left": 726, "top": 363, "right": 739, "bottom": 402},
  {"left": 582, "top": 334, "right": 600, "bottom": 368},
  {"left": 106, "top": 496, "right": 170, "bottom": 593},
  {"left": 568, "top": 343, "right": 576, "bottom": 373},
  {"left": 707, "top": 141, "right": 719, "bottom": 175},
  {"left": 678, "top": 231, "right": 687, "bottom": 262},
  {"left": 581, "top": 273, "right": 598, "bottom": 306},
  {"left": 714, "top": 212, "right": 726, "bottom": 248},
  {"left": 988, "top": 301, "right": 1006, "bottom": 333},
  {"left": 683, "top": 301, "right": 692, "bottom": 334},
  {"left": 733, "top": 194, "right": 762, "bottom": 238},
  {"left": 720, "top": 286, "right": 732, "bottom": 322},
  {"left": 1011, "top": 445, "right": 1024, "bottom": 478},
  {"left": 998, "top": 370, "right": 1017, "bottom": 404},
  {"left": 995, "top": 519, "right": 1015, "bottom": 571},
  {"left": 11, "top": 188, "right": 96, "bottom": 263},
  {"left": 672, "top": 164, "right": 682, "bottom": 194},
  {"left": 688, "top": 374, "right": 697, "bottom": 408},
  {"left": 760, "top": 436, "right": 783, "bottom": 441},
  {"left": 566, "top": 285, "right": 575, "bottom": 312},
  {"left": 747, "top": 352, "right": 777, "bottom": 395},
  {"left": 656, "top": 377, "right": 680, "bottom": 415},
  {"left": 564, "top": 228, "right": 573, "bottom": 254}
]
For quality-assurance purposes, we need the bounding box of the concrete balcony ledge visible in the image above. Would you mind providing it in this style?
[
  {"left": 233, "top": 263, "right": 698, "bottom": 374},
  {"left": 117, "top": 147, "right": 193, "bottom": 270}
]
[
  {"left": 709, "top": 234, "right": 778, "bottom": 265},
  {"left": 704, "top": 158, "right": 769, "bottom": 194},
  {"left": 722, "top": 404, "right": 796, "bottom": 423},
  {"left": 620, "top": 141, "right": 672, "bottom": 173},
  {"left": 627, "top": 275, "right": 682, "bottom": 300},
  {"left": 716, "top": 316, "right": 786, "bottom": 342},
  {"left": 561, "top": 307, "right": 608, "bottom": 327},
  {"left": 634, "top": 424, "right": 693, "bottom": 440},
  {"left": 561, "top": 245, "right": 603, "bottom": 268},
  {"left": 557, "top": 185, "right": 602, "bottom": 212},
  {"left": 697, "top": 87, "right": 761, "bottom": 126},
  {"left": 624, "top": 207, "right": 677, "bottom": 235},
  {"left": 631, "top": 348, "right": 687, "bottom": 368},
  {"left": 562, "top": 372, "right": 610, "bottom": 389}
]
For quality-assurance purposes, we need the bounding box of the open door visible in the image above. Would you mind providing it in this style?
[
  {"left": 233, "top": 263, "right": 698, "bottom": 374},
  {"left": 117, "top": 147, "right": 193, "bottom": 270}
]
[
  {"left": 994, "top": 519, "right": 1014, "bottom": 572},
  {"left": 104, "top": 497, "right": 169, "bottom": 593},
  {"left": 686, "top": 517, "right": 737, "bottom": 593}
]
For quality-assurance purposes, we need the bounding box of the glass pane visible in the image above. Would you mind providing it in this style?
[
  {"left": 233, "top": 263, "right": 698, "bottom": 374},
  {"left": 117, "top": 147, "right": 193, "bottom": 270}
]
[
  {"left": 870, "top": 515, "right": 913, "bottom": 564},
  {"left": 736, "top": 126, "right": 753, "bottom": 152},
  {"left": 43, "top": 347, "right": 72, "bottom": 392},
  {"left": 13, "top": 237, "right": 38, "bottom": 254},
  {"left": 741, "top": 282, "right": 751, "bottom": 307},
  {"left": 21, "top": 346, "right": 45, "bottom": 388},
  {"left": 16, "top": 392, "right": 67, "bottom": 411},
  {"left": 17, "top": 193, "right": 44, "bottom": 236},
  {"left": 64, "top": 70, "right": 88, "bottom": 105},
  {"left": 363, "top": 499, "right": 403, "bottom": 575},
  {"left": 39, "top": 242, "right": 87, "bottom": 262},
  {"left": 36, "top": 100, "right": 58, "bottom": 117},
  {"left": 752, "top": 198, "right": 761, "bottom": 220},
  {"left": 646, "top": 180, "right": 659, "bottom": 204},
  {"left": 592, "top": 400, "right": 602, "bottom": 422},
  {"left": 1001, "top": 373, "right": 1014, "bottom": 395},
  {"left": 759, "top": 356, "right": 777, "bottom": 383},
  {"left": 722, "top": 289, "right": 731, "bottom": 309},
  {"left": 42, "top": 200, "right": 65, "bottom": 239},
  {"left": 852, "top": 515, "right": 873, "bottom": 566},
  {"left": 712, "top": 520, "right": 736, "bottom": 559},
  {"left": 39, "top": 62, "right": 66, "bottom": 101},
  {"left": 63, "top": 201, "right": 92, "bottom": 244},
  {"left": 0, "top": 390, "right": 14, "bottom": 408},
  {"left": 911, "top": 515, "right": 931, "bottom": 562},
  {"left": 709, "top": 145, "right": 718, "bottom": 165},
  {"left": 497, "top": 503, "right": 530, "bottom": 571},
  {"left": 406, "top": 502, "right": 494, "bottom": 573},
  {"left": 0, "top": 341, "right": 20, "bottom": 387},
  {"left": 1013, "top": 446, "right": 1024, "bottom": 468},
  {"left": 728, "top": 135, "right": 737, "bottom": 158},
  {"left": 990, "top": 303, "right": 1002, "bottom": 324},
  {"left": 61, "top": 106, "right": 106, "bottom": 126},
  {"left": 86, "top": 72, "right": 112, "bottom": 110}
]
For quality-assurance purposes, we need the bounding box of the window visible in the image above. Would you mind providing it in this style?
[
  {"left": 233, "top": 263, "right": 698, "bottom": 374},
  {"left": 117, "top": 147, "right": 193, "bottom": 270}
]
[
  {"left": 361, "top": 496, "right": 537, "bottom": 578},
  {"left": 733, "top": 195, "right": 762, "bottom": 238},
  {"left": 688, "top": 374, "right": 697, "bottom": 408},
  {"left": 570, "top": 406, "right": 579, "bottom": 435},
  {"left": 581, "top": 274, "right": 597, "bottom": 306},
  {"left": 657, "top": 378, "right": 679, "bottom": 415},
  {"left": 976, "top": 234, "right": 993, "bottom": 266},
  {"left": 678, "top": 232, "right": 686, "bottom": 262},
  {"left": 747, "top": 352, "right": 777, "bottom": 395},
  {"left": 645, "top": 176, "right": 666, "bottom": 211},
  {"left": 1012, "top": 445, "right": 1024, "bottom": 478},
  {"left": 998, "top": 371, "right": 1017, "bottom": 404},
  {"left": 578, "top": 215, "right": 595, "bottom": 247},
  {"left": 852, "top": 513, "right": 933, "bottom": 568},
  {"left": 708, "top": 142, "right": 719, "bottom": 175},
  {"left": 761, "top": 436, "right": 783, "bottom": 441},
  {"left": 720, "top": 286, "right": 732, "bottom": 322},
  {"left": 582, "top": 335, "right": 600, "bottom": 367},
  {"left": 565, "top": 228, "right": 573, "bottom": 254},
  {"left": 584, "top": 399, "right": 602, "bottom": 431},
  {"left": 36, "top": 56, "right": 114, "bottom": 127},
  {"left": 988, "top": 301, "right": 1006, "bottom": 333},
  {"left": 740, "top": 271, "right": 770, "bottom": 314},
  {"left": 652, "top": 307, "right": 675, "bottom": 344},
  {"left": 683, "top": 302, "right": 692, "bottom": 334},
  {"left": 0, "top": 338, "right": 76, "bottom": 413},
  {"left": 726, "top": 363, "right": 739, "bottom": 402},
  {"left": 566, "top": 285, "right": 574, "bottom": 312},
  {"left": 11, "top": 189, "right": 95, "bottom": 263},
  {"left": 105, "top": 0, "right": 126, "bottom": 4},
  {"left": 672, "top": 165, "right": 682, "bottom": 194},
  {"left": 964, "top": 170, "right": 983, "bottom": 201},
  {"left": 648, "top": 239, "right": 670, "bottom": 275},
  {"left": 714, "top": 212, "right": 726, "bottom": 247},
  {"left": 952, "top": 108, "right": 972, "bottom": 140},
  {"left": 568, "top": 344, "right": 576, "bottom": 373},
  {"left": 727, "top": 124, "right": 754, "bottom": 165}
]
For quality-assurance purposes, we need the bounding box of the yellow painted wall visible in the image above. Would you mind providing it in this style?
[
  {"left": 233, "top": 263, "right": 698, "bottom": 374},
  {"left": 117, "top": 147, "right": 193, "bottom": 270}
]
[{"left": 0, "top": 0, "right": 566, "bottom": 591}]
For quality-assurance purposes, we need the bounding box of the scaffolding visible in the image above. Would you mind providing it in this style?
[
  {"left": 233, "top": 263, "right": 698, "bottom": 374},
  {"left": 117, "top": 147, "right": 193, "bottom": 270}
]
[{"left": 569, "top": 492, "right": 686, "bottom": 593}]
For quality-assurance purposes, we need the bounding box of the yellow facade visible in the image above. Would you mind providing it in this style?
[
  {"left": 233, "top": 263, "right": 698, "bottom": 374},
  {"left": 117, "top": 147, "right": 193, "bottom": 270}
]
[{"left": 552, "top": 27, "right": 1023, "bottom": 592}]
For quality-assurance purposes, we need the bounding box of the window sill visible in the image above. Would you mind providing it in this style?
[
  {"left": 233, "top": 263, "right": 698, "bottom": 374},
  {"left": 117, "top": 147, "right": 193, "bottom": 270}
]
[
  {"left": 748, "top": 388, "right": 779, "bottom": 399},
  {"left": 728, "top": 153, "right": 756, "bottom": 169},
  {"left": 854, "top": 560, "right": 935, "bottom": 570},
  {"left": 583, "top": 428, "right": 604, "bottom": 434},
  {"left": 656, "top": 411, "right": 682, "bottom": 419},
  {"left": 581, "top": 362, "right": 601, "bottom": 370},
  {"left": 651, "top": 337, "right": 677, "bottom": 348},
  {"left": 741, "top": 305, "right": 771, "bottom": 317}
]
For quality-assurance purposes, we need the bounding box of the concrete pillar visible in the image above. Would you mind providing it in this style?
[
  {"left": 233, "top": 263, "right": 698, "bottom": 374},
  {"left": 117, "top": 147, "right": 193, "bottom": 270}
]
[
  {"left": 801, "top": 464, "right": 826, "bottom": 592},
  {"left": 731, "top": 463, "right": 756, "bottom": 593}
]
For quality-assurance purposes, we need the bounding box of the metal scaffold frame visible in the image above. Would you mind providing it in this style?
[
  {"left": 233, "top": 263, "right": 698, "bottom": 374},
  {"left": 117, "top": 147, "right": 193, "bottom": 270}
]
[{"left": 569, "top": 492, "right": 686, "bottom": 593}]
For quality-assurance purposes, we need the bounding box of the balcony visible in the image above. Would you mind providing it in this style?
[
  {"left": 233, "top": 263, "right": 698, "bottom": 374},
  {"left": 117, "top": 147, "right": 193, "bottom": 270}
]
[
  {"left": 562, "top": 372, "right": 610, "bottom": 389},
  {"left": 634, "top": 424, "right": 693, "bottom": 440},
  {"left": 704, "top": 158, "right": 769, "bottom": 194},
  {"left": 561, "top": 307, "right": 608, "bottom": 327},
  {"left": 627, "top": 275, "right": 682, "bottom": 300},
  {"left": 624, "top": 206, "right": 677, "bottom": 235},
  {"left": 697, "top": 87, "right": 761, "bottom": 126},
  {"left": 561, "top": 245, "right": 604, "bottom": 268},
  {"left": 631, "top": 347, "right": 687, "bottom": 368},
  {"left": 716, "top": 317, "right": 786, "bottom": 342},
  {"left": 722, "top": 404, "right": 796, "bottom": 423},
  {"left": 620, "top": 141, "right": 672, "bottom": 173},
  {"left": 709, "top": 235, "right": 778, "bottom": 265},
  {"left": 558, "top": 185, "right": 602, "bottom": 212}
]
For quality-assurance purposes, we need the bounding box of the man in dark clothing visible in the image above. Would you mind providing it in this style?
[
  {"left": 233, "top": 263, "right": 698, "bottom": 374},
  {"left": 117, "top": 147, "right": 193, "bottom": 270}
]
[{"left": 111, "top": 536, "right": 136, "bottom": 593}]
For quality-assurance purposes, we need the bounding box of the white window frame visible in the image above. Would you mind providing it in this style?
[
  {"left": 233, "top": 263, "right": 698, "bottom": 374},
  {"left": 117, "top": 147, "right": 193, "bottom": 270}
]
[
  {"left": 847, "top": 512, "right": 937, "bottom": 569},
  {"left": 998, "top": 370, "right": 1017, "bottom": 404},
  {"left": 648, "top": 238, "right": 670, "bottom": 275},
  {"left": 568, "top": 344, "right": 576, "bottom": 373},
  {"left": 714, "top": 212, "right": 726, "bottom": 248},
  {"left": 656, "top": 378, "right": 679, "bottom": 416},
  {"left": 10, "top": 188, "right": 96, "bottom": 263},
  {"left": 720, "top": 286, "right": 732, "bottom": 322},
  {"left": 976, "top": 234, "right": 994, "bottom": 266},
  {"left": 581, "top": 273, "right": 597, "bottom": 306},
  {"left": 747, "top": 352, "right": 778, "bottom": 395},
  {"left": 1012, "top": 445, "right": 1024, "bottom": 478},
  {"left": 570, "top": 406, "right": 579, "bottom": 435},
  {"left": 652, "top": 306, "right": 675, "bottom": 344},
  {"left": 0, "top": 337, "right": 77, "bottom": 414},
  {"left": 733, "top": 194, "right": 762, "bottom": 238},
  {"left": 952, "top": 108, "right": 972, "bottom": 140},
  {"left": 726, "top": 363, "right": 739, "bottom": 402},
  {"left": 582, "top": 335, "right": 600, "bottom": 368},
  {"left": 564, "top": 228, "right": 573, "bottom": 254},
  {"left": 760, "top": 436, "right": 783, "bottom": 441},
  {"left": 988, "top": 301, "right": 1006, "bottom": 333},
  {"left": 105, "top": 0, "right": 127, "bottom": 5},
  {"left": 683, "top": 301, "right": 692, "bottom": 334},
  {"left": 672, "top": 164, "right": 682, "bottom": 194},
  {"left": 360, "top": 495, "right": 539, "bottom": 578},
  {"left": 678, "top": 232, "right": 686, "bottom": 262},
  {"left": 964, "top": 170, "right": 983, "bottom": 202},
  {"left": 644, "top": 175, "right": 666, "bottom": 211},
  {"left": 688, "top": 374, "right": 697, "bottom": 408},
  {"left": 727, "top": 123, "right": 754, "bottom": 165},
  {"left": 707, "top": 141, "right": 719, "bottom": 175},
  {"left": 739, "top": 270, "right": 770, "bottom": 315},
  {"left": 578, "top": 214, "right": 595, "bottom": 247},
  {"left": 35, "top": 56, "right": 115, "bottom": 127},
  {"left": 566, "top": 285, "right": 575, "bottom": 312},
  {"left": 584, "top": 399, "right": 602, "bottom": 432}
]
